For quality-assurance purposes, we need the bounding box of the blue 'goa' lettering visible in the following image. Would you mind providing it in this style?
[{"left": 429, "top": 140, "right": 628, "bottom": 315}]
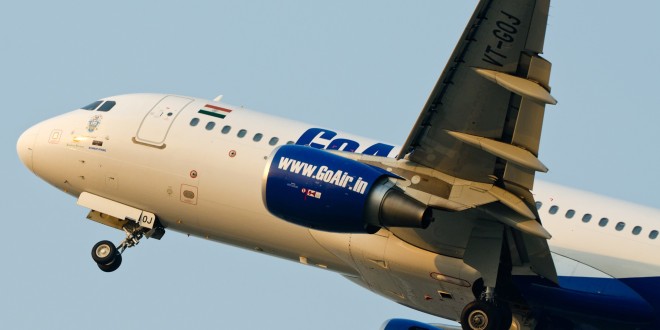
[
  {"left": 327, "top": 138, "right": 359, "bottom": 152},
  {"left": 363, "top": 143, "right": 394, "bottom": 156},
  {"left": 295, "top": 128, "right": 395, "bottom": 157},
  {"left": 296, "top": 128, "right": 336, "bottom": 149}
]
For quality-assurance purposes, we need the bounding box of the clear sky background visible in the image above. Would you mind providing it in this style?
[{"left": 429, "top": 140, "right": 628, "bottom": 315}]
[{"left": 2, "top": 1, "right": 660, "bottom": 329}]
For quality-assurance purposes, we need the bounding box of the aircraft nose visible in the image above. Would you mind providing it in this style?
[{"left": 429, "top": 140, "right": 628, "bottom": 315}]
[{"left": 17, "top": 124, "right": 39, "bottom": 172}]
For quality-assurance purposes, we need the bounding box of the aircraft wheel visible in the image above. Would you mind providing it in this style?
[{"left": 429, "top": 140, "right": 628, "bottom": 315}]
[
  {"left": 461, "top": 300, "right": 501, "bottom": 330},
  {"left": 98, "top": 253, "right": 122, "bottom": 272},
  {"left": 92, "top": 240, "right": 118, "bottom": 264}
]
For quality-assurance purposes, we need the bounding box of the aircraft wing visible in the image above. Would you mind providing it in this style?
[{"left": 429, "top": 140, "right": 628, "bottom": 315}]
[
  {"left": 399, "top": 0, "right": 554, "bottom": 191},
  {"left": 395, "top": 0, "right": 558, "bottom": 282}
]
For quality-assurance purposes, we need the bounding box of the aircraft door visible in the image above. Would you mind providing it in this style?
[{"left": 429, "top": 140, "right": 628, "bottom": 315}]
[{"left": 134, "top": 95, "right": 194, "bottom": 148}]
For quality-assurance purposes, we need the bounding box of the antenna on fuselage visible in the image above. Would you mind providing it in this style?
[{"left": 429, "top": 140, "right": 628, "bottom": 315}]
[{"left": 213, "top": 95, "right": 223, "bottom": 102}]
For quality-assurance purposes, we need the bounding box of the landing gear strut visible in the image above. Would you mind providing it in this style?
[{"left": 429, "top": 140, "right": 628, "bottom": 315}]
[
  {"left": 91, "top": 222, "right": 158, "bottom": 272},
  {"left": 461, "top": 221, "right": 514, "bottom": 329}
]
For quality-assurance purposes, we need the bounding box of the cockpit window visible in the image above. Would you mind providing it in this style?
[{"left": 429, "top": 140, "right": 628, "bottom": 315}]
[
  {"left": 81, "top": 100, "right": 103, "bottom": 110},
  {"left": 97, "top": 101, "right": 116, "bottom": 112}
]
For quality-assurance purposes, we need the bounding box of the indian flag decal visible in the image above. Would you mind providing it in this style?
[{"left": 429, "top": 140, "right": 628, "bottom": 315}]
[{"left": 198, "top": 104, "right": 232, "bottom": 119}]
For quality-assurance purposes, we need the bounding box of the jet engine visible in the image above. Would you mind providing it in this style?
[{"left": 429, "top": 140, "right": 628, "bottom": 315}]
[{"left": 262, "top": 145, "right": 432, "bottom": 233}]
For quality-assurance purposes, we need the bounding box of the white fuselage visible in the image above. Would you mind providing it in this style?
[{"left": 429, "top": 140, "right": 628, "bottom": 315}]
[{"left": 17, "top": 93, "right": 660, "bottom": 322}]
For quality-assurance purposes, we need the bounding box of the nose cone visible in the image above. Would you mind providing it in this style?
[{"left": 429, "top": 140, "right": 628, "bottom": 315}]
[{"left": 17, "top": 125, "right": 39, "bottom": 172}]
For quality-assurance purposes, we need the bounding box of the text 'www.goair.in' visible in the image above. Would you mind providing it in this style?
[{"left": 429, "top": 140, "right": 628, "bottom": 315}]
[{"left": 277, "top": 157, "right": 368, "bottom": 194}]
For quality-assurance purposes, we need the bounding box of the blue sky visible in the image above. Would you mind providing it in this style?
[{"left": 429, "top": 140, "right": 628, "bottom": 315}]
[{"left": 2, "top": 1, "right": 660, "bottom": 329}]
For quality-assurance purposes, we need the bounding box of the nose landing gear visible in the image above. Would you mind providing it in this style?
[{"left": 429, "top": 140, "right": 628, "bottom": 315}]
[
  {"left": 91, "top": 222, "right": 164, "bottom": 272},
  {"left": 92, "top": 240, "right": 122, "bottom": 272}
]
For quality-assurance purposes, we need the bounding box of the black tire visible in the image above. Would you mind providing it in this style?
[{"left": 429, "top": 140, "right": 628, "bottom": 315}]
[
  {"left": 98, "top": 253, "right": 122, "bottom": 272},
  {"left": 91, "top": 240, "right": 117, "bottom": 264},
  {"left": 461, "top": 301, "right": 501, "bottom": 330}
]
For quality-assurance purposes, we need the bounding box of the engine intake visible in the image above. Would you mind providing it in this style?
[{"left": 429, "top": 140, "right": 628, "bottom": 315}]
[{"left": 262, "top": 145, "right": 431, "bottom": 233}]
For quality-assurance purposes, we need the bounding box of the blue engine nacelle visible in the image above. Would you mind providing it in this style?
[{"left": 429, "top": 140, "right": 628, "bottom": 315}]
[
  {"left": 262, "top": 145, "right": 432, "bottom": 233},
  {"left": 381, "top": 318, "right": 461, "bottom": 330}
]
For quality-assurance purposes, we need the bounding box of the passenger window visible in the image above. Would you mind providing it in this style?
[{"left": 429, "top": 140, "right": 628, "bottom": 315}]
[
  {"left": 632, "top": 226, "right": 642, "bottom": 235},
  {"left": 650, "top": 230, "right": 658, "bottom": 239},
  {"left": 548, "top": 205, "right": 558, "bottom": 215},
  {"left": 535, "top": 201, "right": 543, "bottom": 210},
  {"left": 205, "top": 122, "right": 216, "bottom": 131},
  {"left": 237, "top": 129, "right": 247, "bottom": 138},
  {"left": 253, "top": 133, "right": 263, "bottom": 142},
  {"left": 582, "top": 214, "right": 592, "bottom": 223},
  {"left": 221, "top": 125, "right": 231, "bottom": 134},
  {"left": 286, "top": 141, "right": 294, "bottom": 145},
  {"left": 615, "top": 222, "right": 625, "bottom": 231},
  {"left": 81, "top": 100, "right": 102, "bottom": 110},
  {"left": 598, "top": 218, "right": 609, "bottom": 227},
  {"left": 190, "top": 118, "right": 200, "bottom": 127},
  {"left": 565, "top": 209, "right": 575, "bottom": 219},
  {"left": 97, "top": 101, "right": 116, "bottom": 112},
  {"left": 269, "top": 137, "right": 279, "bottom": 146}
]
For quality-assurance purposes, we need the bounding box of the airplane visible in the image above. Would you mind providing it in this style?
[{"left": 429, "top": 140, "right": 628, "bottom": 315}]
[{"left": 15, "top": 0, "right": 660, "bottom": 329}]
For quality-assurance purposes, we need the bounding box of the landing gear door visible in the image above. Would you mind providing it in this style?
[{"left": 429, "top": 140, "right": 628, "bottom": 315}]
[{"left": 135, "top": 95, "right": 194, "bottom": 148}]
